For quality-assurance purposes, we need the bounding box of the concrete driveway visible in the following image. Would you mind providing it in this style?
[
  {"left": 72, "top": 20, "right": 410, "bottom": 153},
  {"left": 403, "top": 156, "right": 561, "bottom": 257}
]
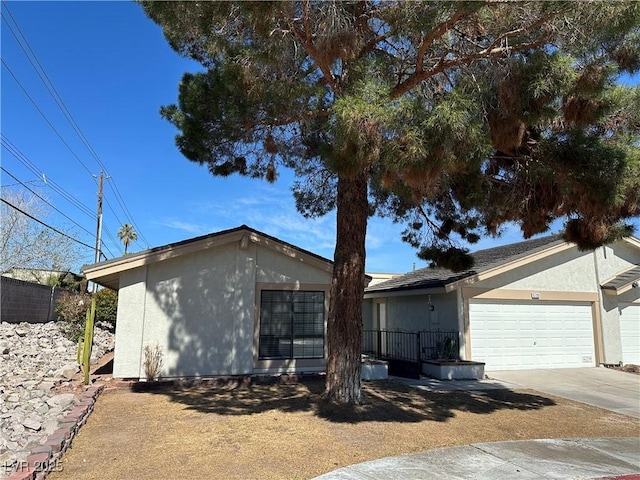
[{"left": 486, "top": 367, "right": 640, "bottom": 418}]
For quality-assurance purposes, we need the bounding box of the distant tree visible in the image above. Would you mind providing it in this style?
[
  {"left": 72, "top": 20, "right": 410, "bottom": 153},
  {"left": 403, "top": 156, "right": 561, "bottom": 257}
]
[
  {"left": 141, "top": 1, "right": 640, "bottom": 403},
  {"left": 0, "top": 189, "right": 81, "bottom": 273},
  {"left": 117, "top": 223, "right": 137, "bottom": 255}
]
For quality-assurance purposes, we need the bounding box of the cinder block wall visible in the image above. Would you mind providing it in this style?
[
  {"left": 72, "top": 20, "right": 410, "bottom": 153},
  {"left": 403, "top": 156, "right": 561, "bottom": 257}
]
[{"left": 0, "top": 276, "right": 60, "bottom": 323}]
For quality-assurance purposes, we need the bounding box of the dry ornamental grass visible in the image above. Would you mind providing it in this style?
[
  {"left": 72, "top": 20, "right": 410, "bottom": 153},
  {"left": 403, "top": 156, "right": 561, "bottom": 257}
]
[{"left": 48, "top": 378, "right": 640, "bottom": 480}]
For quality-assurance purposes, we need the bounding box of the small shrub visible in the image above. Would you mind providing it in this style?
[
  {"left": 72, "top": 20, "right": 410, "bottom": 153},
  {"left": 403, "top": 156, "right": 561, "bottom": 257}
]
[
  {"left": 55, "top": 291, "right": 92, "bottom": 341},
  {"left": 94, "top": 288, "right": 118, "bottom": 330},
  {"left": 143, "top": 343, "right": 164, "bottom": 381}
]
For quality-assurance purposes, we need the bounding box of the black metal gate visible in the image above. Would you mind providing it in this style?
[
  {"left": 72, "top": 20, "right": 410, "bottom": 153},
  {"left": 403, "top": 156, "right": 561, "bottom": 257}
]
[
  {"left": 362, "top": 330, "right": 421, "bottom": 379},
  {"left": 362, "top": 329, "right": 460, "bottom": 379}
]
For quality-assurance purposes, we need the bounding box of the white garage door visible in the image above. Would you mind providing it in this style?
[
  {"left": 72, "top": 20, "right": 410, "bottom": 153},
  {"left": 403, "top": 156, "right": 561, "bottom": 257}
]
[
  {"left": 619, "top": 304, "right": 640, "bottom": 366},
  {"left": 470, "top": 301, "right": 596, "bottom": 371}
]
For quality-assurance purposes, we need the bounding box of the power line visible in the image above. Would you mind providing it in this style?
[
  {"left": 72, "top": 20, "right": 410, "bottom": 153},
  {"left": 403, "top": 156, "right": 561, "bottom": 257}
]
[
  {"left": 1, "top": 135, "right": 118, "bottom": 259},
  {"left": 1, "top": 134, "right": 96, "bottom": 218},
  {"left": 1, "top": 197, "right": 96, "bottom": 251},
  {"left": 1, "top": 3, "right": 151, "bottom": 249},
  {"left": 0, "top": 166, "right": 96, "bottom": 238},
  {"left": 1, "top": 58, "right": 96, "bottom": 178}
]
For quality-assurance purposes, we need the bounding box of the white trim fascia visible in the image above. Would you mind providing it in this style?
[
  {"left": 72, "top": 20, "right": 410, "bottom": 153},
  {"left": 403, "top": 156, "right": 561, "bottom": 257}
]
[
  {"left": 623, "top": 236, "right": 640, "bottom": 249},
  {"left": 84, "top": 228, "right": 333, "bottom": 281},
  {"left": 364, "top": 286, "right": 447, "bottom": 299}
]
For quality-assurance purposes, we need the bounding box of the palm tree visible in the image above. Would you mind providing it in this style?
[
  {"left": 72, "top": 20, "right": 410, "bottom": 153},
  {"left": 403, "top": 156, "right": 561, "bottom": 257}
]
[{"left": 117, "top": 224, "right": 137, "bottom": 255}]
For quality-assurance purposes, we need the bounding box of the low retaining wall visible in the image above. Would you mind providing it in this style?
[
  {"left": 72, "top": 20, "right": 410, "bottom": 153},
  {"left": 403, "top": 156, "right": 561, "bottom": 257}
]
[
  {"left": 5, "top": 384, "right": 105, "bottom": 480},
  {"left": 361, "top": 359, "right": 388, "bottom": 380},
  {"left": 422, "top": 360, "right": 485, "bottom": 380}
]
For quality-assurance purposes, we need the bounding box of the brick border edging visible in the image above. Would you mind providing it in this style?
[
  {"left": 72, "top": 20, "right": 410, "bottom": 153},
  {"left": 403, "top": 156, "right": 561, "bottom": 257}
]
[{"left": 5, "top": 384, "right": 105, "bottom": 480}]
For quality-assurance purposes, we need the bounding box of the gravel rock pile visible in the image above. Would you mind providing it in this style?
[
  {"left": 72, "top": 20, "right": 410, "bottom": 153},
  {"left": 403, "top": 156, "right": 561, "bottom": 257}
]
[{"left": 0, "top": 321, "right": 114, "bottom": 478}]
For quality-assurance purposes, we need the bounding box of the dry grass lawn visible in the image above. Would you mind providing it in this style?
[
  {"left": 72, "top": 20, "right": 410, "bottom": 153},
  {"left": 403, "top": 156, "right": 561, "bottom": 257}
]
[{"left": 48, "top": 378, "right": 640, "bottom": 480}]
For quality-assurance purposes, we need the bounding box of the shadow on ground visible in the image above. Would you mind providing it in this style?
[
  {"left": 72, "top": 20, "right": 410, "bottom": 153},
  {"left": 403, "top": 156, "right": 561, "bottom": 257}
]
[{"left": 130, "top": 377, "right": 556, "bottom": 424}]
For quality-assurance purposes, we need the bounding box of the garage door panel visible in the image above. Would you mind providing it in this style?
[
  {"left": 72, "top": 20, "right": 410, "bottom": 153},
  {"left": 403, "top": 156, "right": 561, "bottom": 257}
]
[
  {"left": 470, "top": 301, "right": 595, "bottom": 371},
  {"left": 620, "top": 304, "right": 639, "bottom": 365}
]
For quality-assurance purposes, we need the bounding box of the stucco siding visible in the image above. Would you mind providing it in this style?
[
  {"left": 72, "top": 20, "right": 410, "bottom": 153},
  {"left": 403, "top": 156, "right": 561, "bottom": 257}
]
[
  {"left": 113, "top": 267, "right": 148, "bottom": 378},
  {"left": 256, "top": 245, "right": 331, "bottom": 285},
  {"left": 110, "top": 235, "right": 334, "bottom": 379},
  {"left": 474, "top": 247, "right": 597, "bottom": 291},
  {"left": 140, "top": 242, "right": 256, "bottom": 377},
  {"left": 385, "top": 293, "right": 458, "bottom": 332},
  {"left": 594, "top": 242, "right": 640, "bottom": 365},
  {"left": 595, "top": 242, "right": 640, "bottom": 281},
  {"left": 599, "top": 294, "right": 623, "bottom": 364},
  {"left": 362, "top": 299, "right": 374, "bottom": 330}
]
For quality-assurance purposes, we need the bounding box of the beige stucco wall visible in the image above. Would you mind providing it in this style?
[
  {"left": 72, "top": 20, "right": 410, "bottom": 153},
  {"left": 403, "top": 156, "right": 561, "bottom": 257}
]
[
  {"left": 594, "top": 242, "right": 640, "bottom": 364},
  {"left": 383, "top": 292, "right": 459, "bottom": 332},
  {"left": 362, "top": 299, "right": 374, "bottom": 330},
  {"left": 474, "top": 247, "right": 598, "bottom": 292},
  {"left": 113, "top": 267, "right": 148, "bottom": 378},
  {"left": 112, "top": 237, "right": 331, "bottom": 379},
  {"left": 256, "top": 246, "right": 330, "bottom": 284},
  {"left": 359, "top": 240, "right": 639, "bottom": 367},
  {"left": 471, "top": 240, "right": 640, "bottom": 365}
]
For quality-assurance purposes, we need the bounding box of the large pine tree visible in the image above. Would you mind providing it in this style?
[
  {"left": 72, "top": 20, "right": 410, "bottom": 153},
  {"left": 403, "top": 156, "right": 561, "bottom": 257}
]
[{"left": 140, "top": 1, "right": 640, "bottom": 403}]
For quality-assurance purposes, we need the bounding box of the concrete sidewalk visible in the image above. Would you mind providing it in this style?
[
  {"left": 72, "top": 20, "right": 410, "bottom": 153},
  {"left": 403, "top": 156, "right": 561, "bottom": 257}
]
[{"left": 313, "top": 437, "right": 640, "bottom": 479}]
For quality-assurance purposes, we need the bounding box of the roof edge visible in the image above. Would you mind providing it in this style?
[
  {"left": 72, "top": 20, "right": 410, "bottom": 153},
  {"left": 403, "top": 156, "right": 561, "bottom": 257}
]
[
  {"left": 83, "top": 225, "right": 334, "bottom": 282},
  {"left": 444, "top": 240, "right": 573, "bottom": 292}
]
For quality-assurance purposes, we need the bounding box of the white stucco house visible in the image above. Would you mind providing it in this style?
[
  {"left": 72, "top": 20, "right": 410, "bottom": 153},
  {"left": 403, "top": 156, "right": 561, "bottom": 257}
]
[
  {"left": 83, "top": 225, "right": 333, "bottom": 380},
  {"left": 363, "top": 234, "right": 640, "bottom": 371}
]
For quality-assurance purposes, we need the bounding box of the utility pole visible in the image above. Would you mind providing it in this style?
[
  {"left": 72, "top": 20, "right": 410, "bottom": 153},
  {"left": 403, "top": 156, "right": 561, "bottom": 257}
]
[
  {"left": 83, "top": 170, "right": 104, "bottom": 382},
  {"left": 92, "top": 171, "right": 104, "bottom": 292}
]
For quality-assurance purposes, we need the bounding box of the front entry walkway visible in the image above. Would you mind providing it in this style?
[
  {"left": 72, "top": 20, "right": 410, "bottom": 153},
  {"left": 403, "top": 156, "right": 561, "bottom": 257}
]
[{"left": 486, "top": 367, "right": 640, "bottom": 418}]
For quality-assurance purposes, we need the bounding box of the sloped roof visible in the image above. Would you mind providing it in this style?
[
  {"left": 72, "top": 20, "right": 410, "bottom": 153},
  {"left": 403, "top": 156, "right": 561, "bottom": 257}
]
[
  {"left": 83, "top": 225, "right": 333, "bottom": 291},
  {"left": 365, "top": 234, "right": 567, "bottom": 294}
]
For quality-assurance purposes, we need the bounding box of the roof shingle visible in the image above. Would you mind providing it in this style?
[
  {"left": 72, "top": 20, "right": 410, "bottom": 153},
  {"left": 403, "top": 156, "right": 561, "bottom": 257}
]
[{"left": 366, "top": 234, "right": 566, "bottom": 293}]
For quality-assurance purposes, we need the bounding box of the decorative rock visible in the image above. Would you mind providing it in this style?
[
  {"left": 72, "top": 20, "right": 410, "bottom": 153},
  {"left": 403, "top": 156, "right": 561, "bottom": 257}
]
[
  {"left": 20, "top": 417, "right": 41, "bottom": 432},
  {"left": 58, "top": 365, "right": 78, "bottom": 380},
  {"left": 45, "top": 395, "right": 75, "bottom": 410},
  {"left": 13, "top": 328, "right": 28, "bottom": 338},
  {"left": 0, "top": 321, "right": 113, "bottom": 480}
]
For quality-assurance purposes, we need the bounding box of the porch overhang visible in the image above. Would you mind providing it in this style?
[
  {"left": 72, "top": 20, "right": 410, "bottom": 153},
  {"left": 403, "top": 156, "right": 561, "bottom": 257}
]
[{"left": 601, "top": 265, "right": 640, "bottom": 296}]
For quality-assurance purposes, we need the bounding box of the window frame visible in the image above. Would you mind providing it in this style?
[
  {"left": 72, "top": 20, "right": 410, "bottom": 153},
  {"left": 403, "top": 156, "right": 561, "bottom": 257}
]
[{"left": 258, "top": 289, "right": 326, "bottom": 360}]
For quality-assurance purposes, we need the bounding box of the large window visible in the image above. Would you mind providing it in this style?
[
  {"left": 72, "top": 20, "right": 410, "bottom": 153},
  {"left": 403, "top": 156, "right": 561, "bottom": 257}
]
[{"left": 259, "top": 290, "right": 325, "bottom": 359}]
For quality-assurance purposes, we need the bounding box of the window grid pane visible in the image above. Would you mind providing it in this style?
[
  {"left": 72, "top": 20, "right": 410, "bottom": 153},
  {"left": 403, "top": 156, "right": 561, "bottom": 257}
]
[{"left": 259, "top": 290, "right": 325, "bottom": 360}]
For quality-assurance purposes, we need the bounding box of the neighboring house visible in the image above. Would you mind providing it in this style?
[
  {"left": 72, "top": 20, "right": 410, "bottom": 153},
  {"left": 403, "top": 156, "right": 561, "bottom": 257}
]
[
  {"left": 366, "top": 272, "right": 403, "bottom": 287},
  {"left": 2, "top": 267, "right": 83, "bottom": 287},
  {"left": 82, "top": 225, "right": 333, "bottom": 380},
  {"left": 363, "top": 235, "right": 640, "bottom": 371}
]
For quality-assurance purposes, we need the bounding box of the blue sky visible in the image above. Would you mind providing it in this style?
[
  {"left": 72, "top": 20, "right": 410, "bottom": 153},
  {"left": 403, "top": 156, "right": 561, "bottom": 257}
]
[{"left": 1, "top": 2, "right": 636, "bottom": 274}]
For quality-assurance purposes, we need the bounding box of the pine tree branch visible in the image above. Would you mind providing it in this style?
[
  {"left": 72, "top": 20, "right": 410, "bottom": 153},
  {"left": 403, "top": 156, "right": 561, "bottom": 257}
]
[
  {"left": 416, "top": 7, "right": 468, "bottom": 73},
  {"left": 391, "top": 36, "right": 548, "bottom": 99},
  {"left": 291, "top": 0, "right": 341, "bottom": 95},
  {"left": 478, "top": 12, "right": 560, "bottom": 56},
  {"left": 390, "top": 9, "right": 564, "bottom": 99}
]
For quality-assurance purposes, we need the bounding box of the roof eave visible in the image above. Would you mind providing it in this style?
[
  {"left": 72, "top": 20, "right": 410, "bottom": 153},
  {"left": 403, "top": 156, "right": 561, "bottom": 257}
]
[
  {"left": 82, "top": 226, "right": 334, "bottom": 290},
  {"left": 444, "top": 240, "right": 573, "bottom": 292}
]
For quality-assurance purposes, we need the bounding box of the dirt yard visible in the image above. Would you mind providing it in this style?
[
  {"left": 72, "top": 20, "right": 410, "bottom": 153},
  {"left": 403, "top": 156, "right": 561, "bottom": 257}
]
[{"left": 48, "top": 378, "right": 640, "bottom": 480}]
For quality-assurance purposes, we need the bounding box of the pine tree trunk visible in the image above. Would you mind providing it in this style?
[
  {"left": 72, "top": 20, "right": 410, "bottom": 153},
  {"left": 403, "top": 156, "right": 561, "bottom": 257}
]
[{"left": 324, "top": 169, "right": 368, "bottom": 404}]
